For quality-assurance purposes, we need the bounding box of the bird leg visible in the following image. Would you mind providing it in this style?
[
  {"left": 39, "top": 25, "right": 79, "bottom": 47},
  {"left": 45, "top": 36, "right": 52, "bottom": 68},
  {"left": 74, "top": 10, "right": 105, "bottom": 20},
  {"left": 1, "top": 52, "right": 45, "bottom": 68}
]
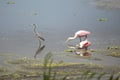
[
  {"left": 79, "top": 37, "right": 81, "bottom": 42},
  {"left": 85, "top": 35, "right": 87, "bottom": 40}
]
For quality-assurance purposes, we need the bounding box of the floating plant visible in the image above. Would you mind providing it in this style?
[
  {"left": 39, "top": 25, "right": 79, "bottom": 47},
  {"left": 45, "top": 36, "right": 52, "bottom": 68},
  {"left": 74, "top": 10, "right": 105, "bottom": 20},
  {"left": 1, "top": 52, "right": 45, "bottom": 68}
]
[
  {"left": 109, "top": 52, "right": 120, "bottom": 57},
  {"left": 64, "top": 49, "right": 74, "bottom": 52},
  {"left": 97, "top": 17, "right": 108, "bottom": 22},
  {"left": 6, "top": 1, "right": 16, "bottom": 4},
  {"left": 7, "top": 57, "right": 33, "bottom": 64},
  {"left": 0, "top": 66, "right": 8, "bottom": 72},
  {"left": 106, "top": 46, "right": 120, "bottom": 50}
]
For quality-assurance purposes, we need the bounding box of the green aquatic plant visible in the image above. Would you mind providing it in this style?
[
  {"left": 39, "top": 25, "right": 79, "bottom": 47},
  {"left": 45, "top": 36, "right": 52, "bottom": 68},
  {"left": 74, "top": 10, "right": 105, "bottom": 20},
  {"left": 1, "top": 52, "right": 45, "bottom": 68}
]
[
  {"left": 80, "top": 70, "right": 96, "bottom": 80},
  {"left": 108, "top": 74, "right": 120, "bottom": 80},
  {"left": 7, "top": 57, "right": 32, "bottom": 64},
  {"left": 64, "top": 49, "right": 74, "bottom": 52},
  {"left": 89, "top": 49, "right": 98, "bottom": 52},
  {"left": 109, "top": 52, "right": 120, "bottom": 57},
  {"left": 43, "top": 52, "right": 68, "bottom": 80},
  {"left": 97, "top": 72, "right": 106, "bottom": 80},
  {"left": 43, "top": 52, "right": 53, "bottom": 80},
  {"left": 1, "top": 52, "right": 120, "bottom": 80},
  {"left": 6, "top": 1, "right": 16, "bottom": 4},
  {"left": 0, "top": 66, "right": 8, "bottom": 72},
  {"left": 33, "top": 13, "right": 38, "bottom": 15},
  {"left": 97, "top": 17, "right": 108, "bottom": 22},
  {"left": 106, "top": 46, "right": 120, "bottom": 50}
]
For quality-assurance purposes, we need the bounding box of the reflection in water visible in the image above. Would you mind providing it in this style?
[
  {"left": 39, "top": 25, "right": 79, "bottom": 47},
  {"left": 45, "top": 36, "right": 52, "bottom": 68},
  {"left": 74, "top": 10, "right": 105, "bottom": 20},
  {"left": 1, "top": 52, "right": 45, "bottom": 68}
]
[
  {"left": 32, "top": 24, "right": 45, "bottom": 58},
  {"left": 34, "top": 44, "right": 45, "bottom": 58},
  {"left": 66, "top": 40, "right": 86, "bottom": 56}
]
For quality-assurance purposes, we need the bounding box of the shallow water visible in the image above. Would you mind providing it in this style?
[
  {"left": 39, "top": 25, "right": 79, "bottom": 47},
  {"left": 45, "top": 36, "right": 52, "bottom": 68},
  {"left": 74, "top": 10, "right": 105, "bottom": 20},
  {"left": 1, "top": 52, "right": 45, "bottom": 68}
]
[{"left": 0, "top": 0, "right": 120, "bottom": 66}]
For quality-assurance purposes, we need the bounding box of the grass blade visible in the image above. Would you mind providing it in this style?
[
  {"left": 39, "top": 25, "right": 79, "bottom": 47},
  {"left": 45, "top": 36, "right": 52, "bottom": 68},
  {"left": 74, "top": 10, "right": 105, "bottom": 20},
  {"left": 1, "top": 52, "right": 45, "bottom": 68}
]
[
  {"left": 115, "top": 76, "right": 119, "bottom": 80},
  {"left": 87, "top": 72, "right": 96, "bottom": 80},
  {"left": 62, "top": 75, "right": 68, "bottom": 80},
  {"left": 108, "top": 74, "right": 114, "bottom": 80},
  {"left": 97, "top": 72, "right": 106, "bottom": 80},
  {"left": 80, "top": 70, "right": 91, "bottom": 80}
]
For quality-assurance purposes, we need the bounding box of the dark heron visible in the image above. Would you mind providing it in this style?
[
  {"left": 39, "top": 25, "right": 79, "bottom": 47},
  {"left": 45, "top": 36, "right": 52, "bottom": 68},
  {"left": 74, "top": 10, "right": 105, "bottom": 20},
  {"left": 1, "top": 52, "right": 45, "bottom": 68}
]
[
  {"left": 33, "top": 24, "right": 45, "bottom": 41},
  {"left": 32, "top": 24, "right": 45, "bottom": 58}
]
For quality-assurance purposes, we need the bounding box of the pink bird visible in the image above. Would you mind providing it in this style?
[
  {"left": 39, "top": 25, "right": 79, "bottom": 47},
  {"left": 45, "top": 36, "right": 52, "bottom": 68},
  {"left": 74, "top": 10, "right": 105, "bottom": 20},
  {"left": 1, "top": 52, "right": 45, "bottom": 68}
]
[
  {"left": 66, "top": 30, "right": 91, "bottom": 42},
  {"left": 79, "top": 39, "right": 91, "bottom": 50}
]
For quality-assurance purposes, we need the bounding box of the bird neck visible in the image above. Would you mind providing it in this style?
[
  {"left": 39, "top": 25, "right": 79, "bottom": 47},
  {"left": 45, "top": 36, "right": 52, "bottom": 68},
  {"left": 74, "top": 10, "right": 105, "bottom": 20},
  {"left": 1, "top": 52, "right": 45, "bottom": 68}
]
[
  {"left": 69, "top": 35, "right": 76, "bottom": 40},
  {"left": 69, "top": 35, "right": 77, "bottom": 39}
]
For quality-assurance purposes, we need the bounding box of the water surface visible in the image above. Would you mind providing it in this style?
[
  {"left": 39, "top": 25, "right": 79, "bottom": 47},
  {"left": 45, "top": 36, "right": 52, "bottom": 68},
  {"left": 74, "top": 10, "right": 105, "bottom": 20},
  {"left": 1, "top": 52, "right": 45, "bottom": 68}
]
[{"left": 0, "top": 0, "right": 120, "bottom": 66}]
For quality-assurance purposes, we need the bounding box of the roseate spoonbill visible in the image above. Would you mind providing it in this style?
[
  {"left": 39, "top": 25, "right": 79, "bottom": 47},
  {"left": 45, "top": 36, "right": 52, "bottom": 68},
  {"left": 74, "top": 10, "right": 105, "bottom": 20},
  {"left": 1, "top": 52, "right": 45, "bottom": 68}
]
[
  {"left": 66, "top": 30, "right": 90, "bottom": 42},
  {"left": 74, "top": 40, "right": 91, "bottom": 56},
  {"left": 66, "top": 43, "right": 86, "bottom": 56},
  {"left": 33, "top": 24, "right": 45, "bottom": 41},
  {"left": 79, "top": 39, "right": 91, "bottom": 50}
]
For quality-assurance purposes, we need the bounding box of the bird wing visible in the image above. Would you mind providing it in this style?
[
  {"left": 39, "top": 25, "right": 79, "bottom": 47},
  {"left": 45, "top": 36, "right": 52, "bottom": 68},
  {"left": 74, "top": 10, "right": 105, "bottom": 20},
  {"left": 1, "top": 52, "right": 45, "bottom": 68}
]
[{"left": 37, "top": 33, "right": 45, "bottom": 41}]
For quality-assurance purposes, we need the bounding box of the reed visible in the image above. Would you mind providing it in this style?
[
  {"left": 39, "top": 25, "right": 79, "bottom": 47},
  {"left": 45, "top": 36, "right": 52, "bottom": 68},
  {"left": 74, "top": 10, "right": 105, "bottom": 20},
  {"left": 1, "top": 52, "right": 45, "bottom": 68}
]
[
  {"left": 42, "top": 52, "right": 120, "bottom": 80},
  {"left": 42, "top": 52, "right": 68, "bottom": 80}
]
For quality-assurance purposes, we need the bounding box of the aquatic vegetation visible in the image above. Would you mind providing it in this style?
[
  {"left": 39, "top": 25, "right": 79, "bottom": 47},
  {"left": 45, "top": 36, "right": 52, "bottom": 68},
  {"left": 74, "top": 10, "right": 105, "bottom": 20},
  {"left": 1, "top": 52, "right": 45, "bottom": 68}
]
[
  {"left": 108, "top": 74, "right": 120, "bottom": 80},
  {"left": 0, "top": 66, "right": 8, "bottom": 72},
  {"left": 0, "top": 70, "right": 41, "bottom": 80},
  {"left": 89, "top": 49, "right": 98, "bottom": 52},
  {"left": 109, "top": 52, "right": 120, "bottom": 57},
  {"left": 67, "top": 54, "right": 102, "bottom": 61},
  {"left": 90, "top": 0, "right": 120, "bottom": 9},
  {"left": 9, "top": 73, "right": 21, "bottom": 79},
  {"left": 64, "top": 49, "right": 74, "bottom": 52},
  {"left": 6, "top": 1, "right": 16, "bottom": 4},
  {"left": 97, "top": 72, "right": 106, "bottom": 80},
  {"left": 21, "top": 63, "right": 42, "bottom": 69},
  {"left": 97, "top": 17, "right": 108, "bottom": 22},
  {"left": 42, "top": 52, "right": 68, "bottom": 80},
  {"left": 87, "top": 63, "right": 103, "bottom": 69},
  {"left": 0, "top": 52, "right": 120, "bottom": 80},
  {"left": 80, "top": 70, "right": 96, "bottom": 80},
  {"left": 0, "top": 53, "right": 14, "bottom": 57},
  {"left": 7, "top": 57, "right": 33, "bottom": 64},
  {"left": 106, "top": 46, "right": 120, "bottom": 50},
  {"left": 33, "top": 13, "right": 38, "bottom": 15}
]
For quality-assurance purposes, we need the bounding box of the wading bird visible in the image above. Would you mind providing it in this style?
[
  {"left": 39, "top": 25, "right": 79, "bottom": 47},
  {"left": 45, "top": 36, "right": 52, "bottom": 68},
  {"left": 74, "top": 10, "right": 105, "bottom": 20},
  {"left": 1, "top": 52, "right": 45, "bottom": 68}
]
[
  {"left": 33, "top": 24, "right": 45, "bottom": 41},
  {"left": 32, "top": 24, "right": 45, "bottom": 58},
  {"left": 66, "top": 30, "right": 90, "bottom": 42},
  {"left": 66, "top": 40, "right": 91, "bottom": 56},
  {"left": 79, "top": 39, "right": 91, "bottom": 50}
]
